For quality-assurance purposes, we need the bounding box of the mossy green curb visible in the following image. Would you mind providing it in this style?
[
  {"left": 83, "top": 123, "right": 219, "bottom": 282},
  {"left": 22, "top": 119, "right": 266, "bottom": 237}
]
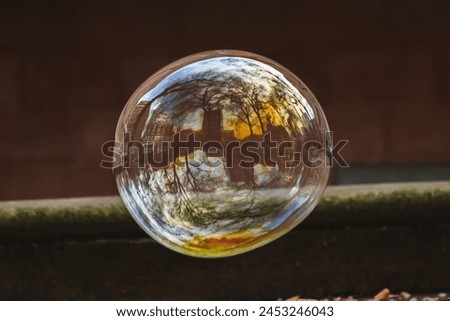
[
  {"left": 0, "top": 197, "right": 136, "bottom": 241},
  {"left": 311, "top": 181, "right": 450, "bottom": 226},
  {"left": 0, "top": 181, "right": 449, "bottom": 242}
]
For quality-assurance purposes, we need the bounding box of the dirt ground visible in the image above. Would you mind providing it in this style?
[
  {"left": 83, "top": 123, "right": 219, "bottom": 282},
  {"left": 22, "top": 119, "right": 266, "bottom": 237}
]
[{"left": 286, "top": 288, "right": 450, "bottom": 301}]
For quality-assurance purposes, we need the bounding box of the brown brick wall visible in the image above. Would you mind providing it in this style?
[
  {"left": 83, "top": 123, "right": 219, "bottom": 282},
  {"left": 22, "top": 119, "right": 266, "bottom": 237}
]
[{"left": 0, "top": 0, "right": 449, "bottom": 200}]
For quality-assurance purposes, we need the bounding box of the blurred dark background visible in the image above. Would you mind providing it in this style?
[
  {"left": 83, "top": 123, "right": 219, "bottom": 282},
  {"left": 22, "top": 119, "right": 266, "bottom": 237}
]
[{"left": 1, "top": 0, "right": 449, "bottom": 200}]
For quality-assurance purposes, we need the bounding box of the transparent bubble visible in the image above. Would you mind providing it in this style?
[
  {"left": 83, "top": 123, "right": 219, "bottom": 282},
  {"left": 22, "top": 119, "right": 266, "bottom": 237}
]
[{"left": 114, "top": 50, "right": 330, "bottom": 257}]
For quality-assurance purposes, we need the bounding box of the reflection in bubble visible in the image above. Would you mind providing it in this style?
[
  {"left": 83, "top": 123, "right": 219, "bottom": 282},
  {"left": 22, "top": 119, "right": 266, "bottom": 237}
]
[{"left": 115, "top": 50, "right": 330, "bottom": 257}]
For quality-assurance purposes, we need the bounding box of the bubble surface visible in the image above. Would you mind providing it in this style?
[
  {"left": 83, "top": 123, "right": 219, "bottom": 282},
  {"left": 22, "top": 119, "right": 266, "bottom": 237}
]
[{"left": 114, "top": 50, "right": 330, "bottom": 257}]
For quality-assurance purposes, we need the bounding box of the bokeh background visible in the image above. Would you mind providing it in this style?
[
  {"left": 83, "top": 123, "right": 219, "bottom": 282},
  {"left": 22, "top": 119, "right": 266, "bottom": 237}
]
[{"left": 1, "top": 0, "right": 449, "bottom": 200}]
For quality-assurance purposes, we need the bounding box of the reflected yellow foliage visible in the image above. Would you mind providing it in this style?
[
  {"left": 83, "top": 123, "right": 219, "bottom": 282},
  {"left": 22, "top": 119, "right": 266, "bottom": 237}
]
[
  {"left": 262, "top": 101, "right": 284, "bottom": 127},
  {"left": 225, "top": 101, "right": 286, "bottom": 140}
]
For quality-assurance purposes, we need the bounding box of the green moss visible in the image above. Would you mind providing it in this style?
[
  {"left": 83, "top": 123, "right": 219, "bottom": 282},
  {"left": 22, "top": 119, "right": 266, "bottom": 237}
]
[
  {"left": 316, "top": 189, "right": 450, "bottom": 217},
  {"left": 305, "top": 187, "right": 450, "bottom": 229},
  {"left": 0, "top": 203, "right": 140, "bottom": 240},
  {"left": 0, "top": 184, "right": 449, "bottom": 241}
]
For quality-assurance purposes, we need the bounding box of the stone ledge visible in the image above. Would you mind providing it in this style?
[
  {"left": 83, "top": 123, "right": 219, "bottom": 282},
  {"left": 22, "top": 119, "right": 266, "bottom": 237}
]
[
  {"left": 0, "top": 181, "right": 448, "bottom": 242},
  {"left": 0, "top": 181, "right": 449, "bottom": 299}
]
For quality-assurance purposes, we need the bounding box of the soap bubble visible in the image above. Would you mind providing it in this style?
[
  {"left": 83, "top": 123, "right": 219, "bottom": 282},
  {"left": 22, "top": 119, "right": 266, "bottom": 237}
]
[{"left": 114, "top": 50, "right": 330, "bottom": 257}]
